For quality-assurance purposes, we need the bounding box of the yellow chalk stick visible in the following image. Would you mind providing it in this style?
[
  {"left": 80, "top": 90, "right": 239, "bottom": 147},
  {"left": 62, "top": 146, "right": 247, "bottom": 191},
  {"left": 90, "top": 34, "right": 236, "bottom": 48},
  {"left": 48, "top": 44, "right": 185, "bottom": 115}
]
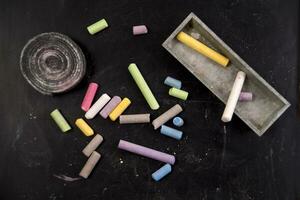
[
  {"left": 176, "top": 32, "right": 229, "bottom": 67},
  {"left": 109, "top": 98, "right": 131, "bottom": 121},
  {"left": 75, "top": 118, "right": 94, "bottom": 136}
]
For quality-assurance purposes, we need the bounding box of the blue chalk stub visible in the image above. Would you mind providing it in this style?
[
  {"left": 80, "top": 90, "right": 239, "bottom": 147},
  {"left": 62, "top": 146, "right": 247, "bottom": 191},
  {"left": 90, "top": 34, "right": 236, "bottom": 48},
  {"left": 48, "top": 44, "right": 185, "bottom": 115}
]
[
  {"left": 160, "top": 125, "right": 183, "bottom": 140},
  {"left": 164, "top": 76, "right": 182, "bottom": 89},
  {"left": 173, "top": 116, "right": 184, "bottom": 127},
  {"left": 152, "top": 164, "right": 172, "bottom": 181}
]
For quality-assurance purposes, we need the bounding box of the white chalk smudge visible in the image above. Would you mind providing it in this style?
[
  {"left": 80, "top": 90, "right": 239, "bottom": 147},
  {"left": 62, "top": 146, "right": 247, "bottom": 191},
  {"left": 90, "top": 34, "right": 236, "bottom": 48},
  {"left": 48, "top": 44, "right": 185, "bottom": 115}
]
[{"left": 53, "top": 174, "right": 81, "bottom": 182}]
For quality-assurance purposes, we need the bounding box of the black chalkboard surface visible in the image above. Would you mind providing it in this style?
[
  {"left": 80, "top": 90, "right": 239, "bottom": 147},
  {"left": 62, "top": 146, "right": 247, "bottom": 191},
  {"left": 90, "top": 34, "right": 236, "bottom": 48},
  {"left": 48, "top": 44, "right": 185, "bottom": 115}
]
[{"left": 0, "top": 0, "right": 299, "bottom": 199}]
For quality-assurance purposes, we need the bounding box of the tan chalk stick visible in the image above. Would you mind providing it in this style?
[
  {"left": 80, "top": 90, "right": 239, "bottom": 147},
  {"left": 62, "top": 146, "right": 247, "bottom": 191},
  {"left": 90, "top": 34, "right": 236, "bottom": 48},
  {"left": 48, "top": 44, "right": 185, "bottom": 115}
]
[
  {"left": 119, "top": 114, "right": 150, "bottom": 124},
  {"left": 79, "top": 151, "right": 101, "bottom": 179},
  {"left": 82, "top": 134, "right": 103, "bottom": 157},
  {"left": 221, "top": 71, "right": 246, "bottom": 122},
  {"left": 152, "top": 104, "right": 183, "bottom": 130}
]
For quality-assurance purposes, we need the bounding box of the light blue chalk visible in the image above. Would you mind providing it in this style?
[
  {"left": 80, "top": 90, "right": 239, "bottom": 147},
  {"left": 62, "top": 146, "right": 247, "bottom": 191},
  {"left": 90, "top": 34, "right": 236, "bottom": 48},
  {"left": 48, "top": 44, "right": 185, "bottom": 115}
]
[
  {"left": 164, "top": 76, "right": 182, "bottom": 89},
  {"left": 173, "top": 117, "right": 184, "bottom": 127},
  {"left": 160, "top": 125, "right": 183, "bottom": 140},
  {"left": 152, "top": 164, "right": 172, "bottom": 181}
]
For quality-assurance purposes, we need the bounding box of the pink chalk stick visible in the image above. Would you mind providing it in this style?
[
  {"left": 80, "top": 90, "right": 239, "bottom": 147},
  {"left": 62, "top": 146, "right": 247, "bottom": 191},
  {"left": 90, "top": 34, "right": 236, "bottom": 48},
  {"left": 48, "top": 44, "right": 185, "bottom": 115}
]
[
  {"left": 239, "top": 92, "right": 253, "bottom": 101},
  {"left": 118, "top": 140, "right": 175, "bottom": 165},
  {"left": 133, "top": 25, "right": 148, "bottom": 35},
  {"left": 100, "top": 96, "right": 122, "bottom": 118},
  {"left": 81, "top": 83, "right": 99, "bottom": 111}
]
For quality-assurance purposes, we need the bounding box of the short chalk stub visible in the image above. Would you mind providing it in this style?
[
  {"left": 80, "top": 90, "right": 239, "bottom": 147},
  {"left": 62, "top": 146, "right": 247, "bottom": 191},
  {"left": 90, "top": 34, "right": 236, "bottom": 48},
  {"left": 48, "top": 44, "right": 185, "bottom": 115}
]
[
  {"left": 100, "top": 96, "right": 122, "bottom": 119},
  {"left": 152, "top": 164, "right": 172, "bottom": 182},
  {"left": 50, "top": 109, "right": 71, "bottom": 132},
  {"left": 239, "top": 92, "right": 253, "bottom": 101},
  {"left": 169, "top": 87, "right": 189, "bottom": 100},
  {"left": 152, "top": 104, "right": 183, "bottom": 130},
  {"left": 173, "top": 117, "right": 184, "bottom": 127},
  {"left": 109, "top": 98, "right": 131, "bottom": 121},
  {"left": 119, "top": 114, "right": 150, "bottom": 124},
  {"left": 81, "top": 83, "right": 99, "bottom": 112},
  {"left": 164, "top": 76, "right": 182, "bottom": 89},
  {"left": 75, "top": 118, "right": 94, "bottom": 136},
  {"left": 79, "top": 151, "right": 101, "bottom": 179},
  {"left": 160, "top": 125, "right": 183, "bottom": 140},
  {"left": 82, "top": 134, "right": 103, "bottom": 157},
  {"left": 85, "top": 93, "right": 111, "bottom": 119},
  {"left": 133, "top": 25, "right": 148, "bottom": 35},
  {"left": 87, "top": 19, "right": 108, "bottom": 35}
]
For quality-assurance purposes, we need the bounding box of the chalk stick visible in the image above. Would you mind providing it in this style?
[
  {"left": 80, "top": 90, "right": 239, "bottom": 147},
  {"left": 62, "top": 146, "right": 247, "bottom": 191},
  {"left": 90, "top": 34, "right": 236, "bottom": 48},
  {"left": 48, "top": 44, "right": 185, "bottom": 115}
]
[
  {"left": 118, "top": 140, "right": 175, "bottom": 165},
  {"left": 109, "top": 98, "right": 131, "bottom": 121},
  {"left": 173, "top": 117, "right": 184, "bottom": 127},
  {"left": 133, "top": 25, "right": 148, "bottom": 35},
  {"left": 81, "top": 83, "right": 99, "bottom": 112},
  {"left": 119, "top": 114, "right": 150, "bottom": 124},
  {"left": 221, "top": 71, "right": 246, "bottom": 122},
  {"left": 239, "top": 92, "right": 253, "bottom": 101},
  {"left": 160, "top": 125, "right": 183, "bottom": 140},
  {"left": 50, "top": 109, "right": 71, "bottom": 132},
  {"left": 164, "top": 76, "right": 182, "bottom": 89},
  {"left": 82, "top": 134, "right": 103, "bottom": 157},
  {"left": 87, "top": 19, "right": 108, "bottom": 35},
  {"left": 85, "top": 93, "right": 111, "bottom": 119},
  {"left": 152, "top": 104, "right": 183, "bottom": 130},
  {"left": 75, "top": 118, "right": 94, "bottom": 136},
  {"left": 128, "top": 63, "right": 159, "bottom": 110},
  {"left": 169, "top": 87, "right": 189, "bottom": 100},
  {"left": 177, "top": 32, "right": 229, "bottom": 67},
  {"left": 99, "top": 96, "right": 122, "bottom": 119},
  {"left": 79, "top": 151, "right": 101, "bottom": 179},
  {"left": 152, "top": 164, "right": 172, "bottom": 181}
]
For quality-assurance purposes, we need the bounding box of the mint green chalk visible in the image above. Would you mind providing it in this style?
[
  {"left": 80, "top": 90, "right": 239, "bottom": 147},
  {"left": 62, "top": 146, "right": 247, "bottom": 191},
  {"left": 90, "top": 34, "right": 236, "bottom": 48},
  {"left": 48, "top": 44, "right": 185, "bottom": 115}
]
[
  {"left": 50, "top": 109, "right": 71, "bottom": 132},
  {"left": 128, "top": 63, "right": 160, "bottom": 110},
  {"left": 87, "top": 19, "right": 108, "bottom": 35},
  {"left": 169, "top": 87, "right": 189, "bottom": 100}
]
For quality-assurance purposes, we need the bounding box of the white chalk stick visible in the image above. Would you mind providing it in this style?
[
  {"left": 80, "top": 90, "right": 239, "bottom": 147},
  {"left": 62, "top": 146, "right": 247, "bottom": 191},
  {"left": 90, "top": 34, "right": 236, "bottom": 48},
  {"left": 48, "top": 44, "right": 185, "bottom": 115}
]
[
  {"left": 82, "top": 134, "right": 103, "bottom": 157},
  {"left": 85, "top": 93, "right": 111, "bottom": 119},
  {"left": 221, "top": 71, "right": 246, "bottom": 122},
  {"left": 79, "top": 151, "right": 101, "bottom": 179}
]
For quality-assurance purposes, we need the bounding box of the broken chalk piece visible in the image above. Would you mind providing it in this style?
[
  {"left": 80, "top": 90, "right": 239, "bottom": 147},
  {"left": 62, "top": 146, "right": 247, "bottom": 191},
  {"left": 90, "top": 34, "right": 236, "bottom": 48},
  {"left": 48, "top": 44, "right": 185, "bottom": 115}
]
[
  {"left": 173, "top": 117, "right": 184, "bottom": 127},
  {"left": 118, "top": 140, "right": 175, "bottom": 165},
  {"left": 109, "top": 98, "right": 131, "bottom": 121},
  {"left": 239, "top": 92, "right": 253, "bottom": 101},
  {"left": 79, "top": 151, "right": 101, "bottom": 179},
  {"left": 82, "top": 134, "right": 104, "bottom": 157},
  {"left": 176, "top": 32, "right": 229, "bottom": 67},
  {"left": 50, "top": 109, "right": 71, "bottom": 132},
  {"left": 152, "top": 104, "right": 183, "bottom": 130},
  {"left": 133, "top": 25, "right": 148, "bottom": 35},
  {"left": 81, "top": 83, "right": 99, "bottom": 112},
  {"left": 169, "top": 87, "right": 189, "bottom": 100},
  {"left": 100, "top": 96, "right": 122, "bottom": 119},
  {"left": 222, "top": 71, "right": 246, "bottom": 122},
  {"left": 85, "top": 93, "right": 111, "bottom": 119},
  {"left": 152, "top": 164, "right": 172, "bottom": 181},
  {"left": 87, "top": 19, "right": 108, "bottom": 35},
  {"left": 190, "top": 32, "right": 201, "bottom": 40},
  {"left": 119, "top": 114, "right": 150, "bottom": 124},
  {"left": 128, "top": 63, "right": 159, "bottom": 110},
  {"left": 75, "top": 118, "right": 94, "bottom": 136},
  {"left": 164, "top": 76, "right": 182, "bottom": 89},
  {"left": 160, "top": 125, "right": 183, "bottom": 140}
]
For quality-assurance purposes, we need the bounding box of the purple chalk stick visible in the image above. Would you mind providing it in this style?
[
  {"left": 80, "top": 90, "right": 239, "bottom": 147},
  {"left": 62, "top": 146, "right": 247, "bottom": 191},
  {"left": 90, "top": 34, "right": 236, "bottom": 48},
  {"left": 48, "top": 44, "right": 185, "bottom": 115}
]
[
  {"left": 100, "top": 96, "right": 122, "bottom": 118},
  {"left": 133, "top": 25, "right": 148, "bottom": 35},
  {"left": 239, "top": 92, "right": 253, "bottom": 101},
  {"left": 118, "top": 140, "right": 175, "bottom": 165}
]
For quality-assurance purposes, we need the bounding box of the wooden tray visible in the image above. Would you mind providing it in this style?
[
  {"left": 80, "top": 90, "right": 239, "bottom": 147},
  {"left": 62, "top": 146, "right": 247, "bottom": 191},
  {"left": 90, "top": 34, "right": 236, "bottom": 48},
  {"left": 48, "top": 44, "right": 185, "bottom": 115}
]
[{"left": 162, "top": 13, "right": 290, "bottom": 136}]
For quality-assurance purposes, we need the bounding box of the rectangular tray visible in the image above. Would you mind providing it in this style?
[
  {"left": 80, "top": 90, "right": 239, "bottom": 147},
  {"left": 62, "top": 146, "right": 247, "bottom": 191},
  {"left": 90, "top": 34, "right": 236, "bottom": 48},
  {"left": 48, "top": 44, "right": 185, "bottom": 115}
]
[{"left": 162, "top": 13, "right": 290, "bottom": 136}]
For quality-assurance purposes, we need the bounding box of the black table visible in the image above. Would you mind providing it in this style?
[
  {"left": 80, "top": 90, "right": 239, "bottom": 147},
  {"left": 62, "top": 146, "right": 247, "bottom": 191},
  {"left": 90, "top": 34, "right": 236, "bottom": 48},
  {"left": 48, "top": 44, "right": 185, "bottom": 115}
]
[{"left": 0, "top": 0, "right": 299, "bottom": 199}]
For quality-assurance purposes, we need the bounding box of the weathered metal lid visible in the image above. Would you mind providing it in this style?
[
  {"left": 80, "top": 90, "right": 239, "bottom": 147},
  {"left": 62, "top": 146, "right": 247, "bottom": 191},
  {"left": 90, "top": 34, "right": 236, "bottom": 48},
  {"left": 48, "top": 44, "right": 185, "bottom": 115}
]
[{"left": 20, "top": 32, "right": 86, "bottom": 95}]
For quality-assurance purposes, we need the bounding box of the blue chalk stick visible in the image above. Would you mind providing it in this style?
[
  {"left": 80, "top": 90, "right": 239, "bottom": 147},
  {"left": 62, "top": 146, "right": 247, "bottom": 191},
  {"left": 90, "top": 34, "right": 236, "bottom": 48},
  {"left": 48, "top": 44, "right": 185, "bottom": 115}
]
[
  {"left": 152, "top": 164, "right": 172, "bottom": 181},
  {"left": 160, "top": 125, "right": 183, "bottom": 140},
  {"left": 164, "top": 76, "right": 182, "bottom": 89},
  {"left": 173, "top": 117, "right": 184, "bottom": 127}
]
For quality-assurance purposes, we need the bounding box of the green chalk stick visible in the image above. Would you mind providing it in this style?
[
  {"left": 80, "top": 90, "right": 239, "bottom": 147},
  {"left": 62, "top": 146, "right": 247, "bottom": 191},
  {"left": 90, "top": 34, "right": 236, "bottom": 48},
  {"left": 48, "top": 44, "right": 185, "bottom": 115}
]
[
  {"left": 169, "top": 87, "right": 189, "bottom": 100},
  {"left": 50, "top": 109, "right": 71, "bottom": 132},
  {"left": 87, "top": 19, "right": 108, "bottom": 35},
  {"left": 128, "top": 63, "right": 160, "bottom": 110}
]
